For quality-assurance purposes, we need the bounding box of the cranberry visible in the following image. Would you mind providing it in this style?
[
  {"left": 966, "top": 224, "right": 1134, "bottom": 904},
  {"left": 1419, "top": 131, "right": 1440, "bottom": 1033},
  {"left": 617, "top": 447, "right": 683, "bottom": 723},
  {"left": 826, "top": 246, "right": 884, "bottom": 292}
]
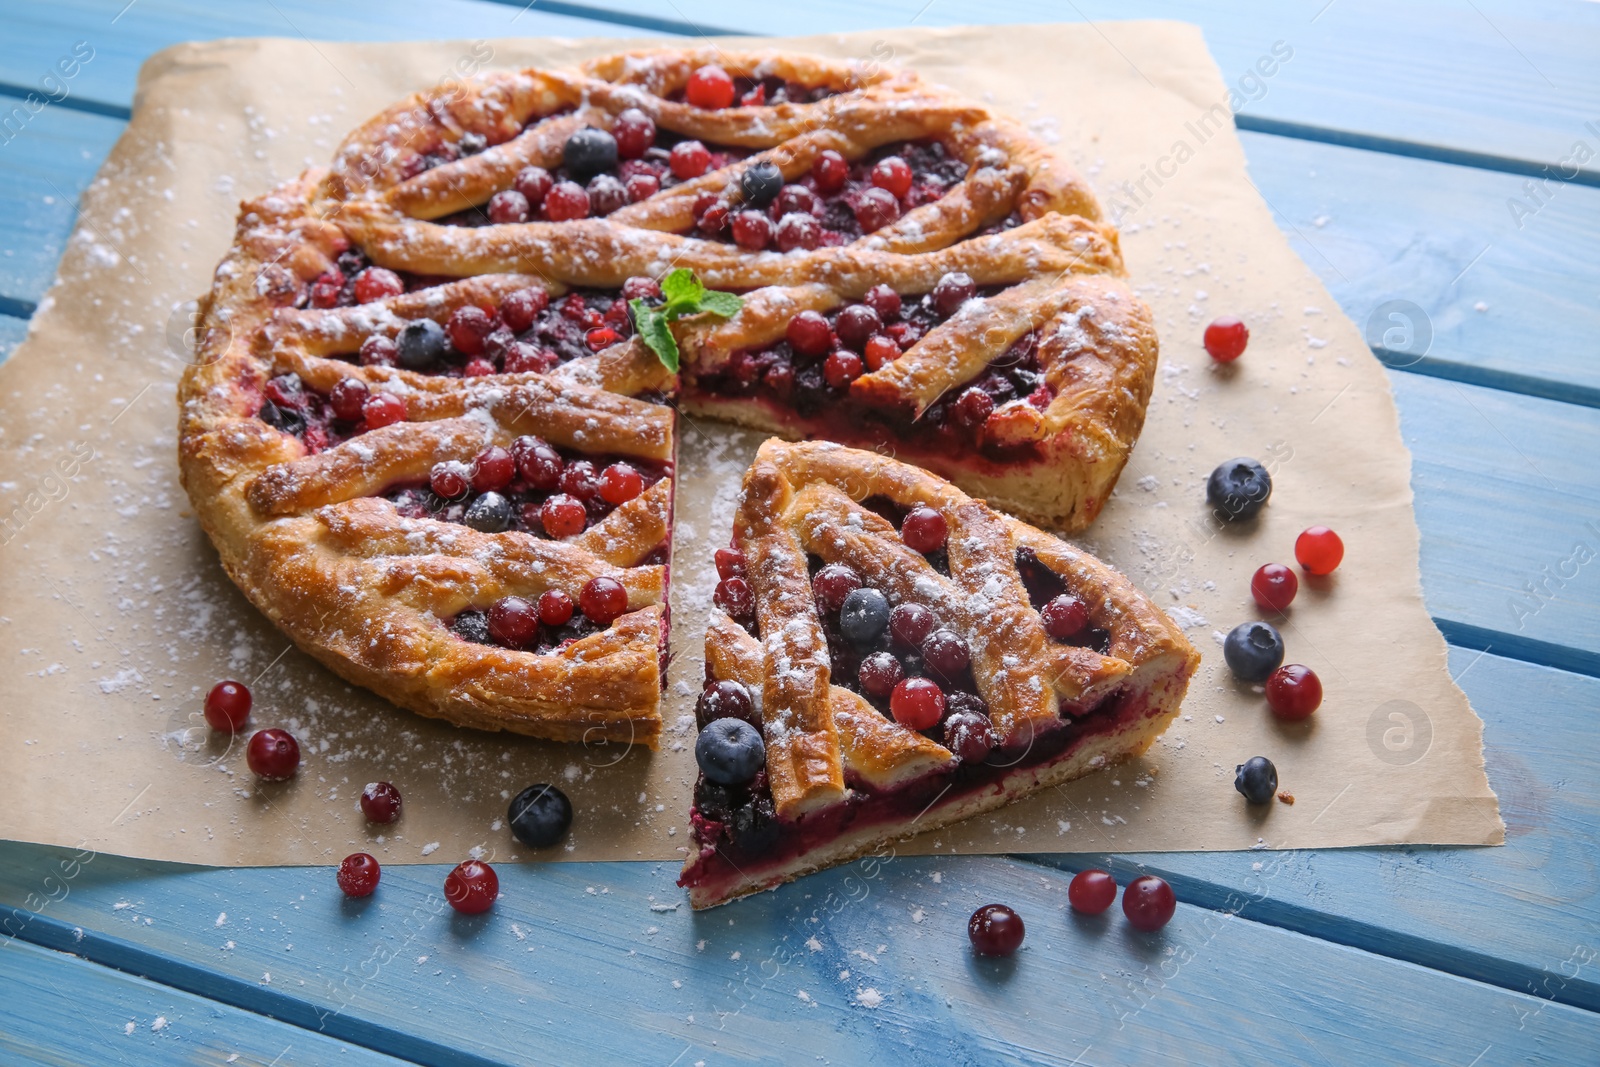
[
  {"left": 714, "top": 577, "right": 755, "bottom": 620},
  {"left": 612, "top": 108, "right": 656, "bottom": 159},
  {"left": 951, "top": 387, "right": 995, "bottom": 431},
  {"left": 890, "top": 677, "right": 944, "bottom": 730},
  {"left": 968, "top": 904, "right": 1025, "bottom": 956},
  {"left": 449, "top": 308, "right": 496, "bottom": 356},
  {"left": 514, "top": 165, "right": 553, "bottom": 207},
  {"left": 1251, "top": 563, "right": 1299, "bottom": 613},
  {"left": 360, "top": 781, "right": 402, "bottom": 824},
  {"left": 361, "top": 393, "right": 407, "bottom": 429},
  {"left": 359, "top": 335, "right": 398, "bottom": 367},
  {"left": 470, "top": 446, "right": 515, "bottom": 492},
  {"left": 203, "top": 680, "right": 251, "bottom": 732},
  {"left": 309, "top": 271, "right": 345, "bottom": 309},
  {"left": 488, "top": 596, "right": 541, "bottom": 648},
  {"left": 463, "top": 357, "right": 496, "bottom": 377},
  {"left": 863, "top": 335, "right": 899, "bottom": 371},
  {"left": 542, "top": 181, "right": 590, "bottom": 220},
  {"left": 786, "top": 311, "right": 833, "bottom": 357},
  {"left": 900, "top": 506, "right": 947, "bottom": 553},
  {"left": 353, "top": 267, "right": 404, "bottom": 304},
  {"left": 777, "top": 185, "right": 818, "bottom": 217},
  {"left": 487, "top": 189, "right": 530, "bottom": 224},
  {"left": 430, "top": 460, "right": 471, "bottom": 499},
  {"left": 853, "top": 188, "right": 900, "bottom": 231},
  {"left": 823, "top": 350, "right": 863, "bottom": 388},
  {"left": 599, "top": 462, "right": 644, "bottom": 505},
  {"left": 943, "top": 709, "right": 994, "bottom": 762},
  {"left": 863, "top": 285, "right": 901, "bottom": 321},
  {"left": 1296, "top": 526, "right": 1345, "bottom": 575},
  {"left": 530, "top": 589, "right": 571, "bottom": 627},
  {"left": 586, "top": 326, "right": 621, "bottom": 351},
  {"left": 580, "top": 576, "right": 629, "bottom": 625},
  {"left": 500, "top": 286, "right": 549, "bottom": 332},
  {"left": 337, "top": 853, "right": 381, "bottom": 898},
  {"left": 247, "top": 728, "right": 300, "bottom": 780},
  {"left": 625, "top": 173, "right": 660, "bottom": 202},
  {"left": 932, "top": 272, "right": 977, "bottom": 318},
  {"left": 857, "top": 651, "right": 904, "bottom": 698},
  {"left": 670, "top": 140, "right": 712, "bottom": 180},
  {"left": 775, "top": 212, "right": 820, "bottom": 252},
  {"left": 540, "top": 494, "right": 588, "bottom": 538},
  {"left": 870, "top": 156, "right": 913, "bottom": 198},
  {"left": 696, "top": 679, "right": 756, "bottom": 729},
  {"left": 622, "top": 276, "right": 663, "bottom": 302},
  {"left": 811, "top": 150, "right": 849, "bottom": 194},
  {"left": 587, "top": 175, "right": 628, "bottom": 216},
  {"left": 1068, "top": 869, "right": 1118, "bottom": 915},
  {"left": 813, "top": 563, "right": 862, "bottom": 612},
  {"left": 1040, "top": 595, "right": 1089, "bottom": 640},
  {"left": 714, "top": 547, "right": 746, "bottom": 580},
  {"left": 732, "top": 210, "right": 773, "bottom": 251},
  {"left": 1266, "top": 664, "right": 1322, "bottom": 720},
  {"left": 889, "top": 602, "right": 936, "bottom": 649},
  {"left": 835, "top": 305, "right": 882, "bottom": 351},
  {"left": 697, "top": 200, "right": 730, "bottom": 234},
  {"left": 328, "top": 378, "right": 369, "bottom": 421},
  {"left": 686, "top": 64, "right": 736, "bottom": 109},
  {"left": 1123, "top": 875, "right": 1176, "bottom": 932},
  {"left": 559, "top": 459, "right": 600, "bottom": 500},
  {"left": 1204, "top": 316, "right": 1249, "bottom": 362},
  {"left": 921, "top": 628, "right": 970, "bottom": 679},
  {"left": 505, "top": 343, "right": 555, "bottom": 374},
  {"left": 444, "top": 860, "right": 499, "bottom": 915},
  {"left": 514, "top": 438, "right": 564, "bottom": 489}
]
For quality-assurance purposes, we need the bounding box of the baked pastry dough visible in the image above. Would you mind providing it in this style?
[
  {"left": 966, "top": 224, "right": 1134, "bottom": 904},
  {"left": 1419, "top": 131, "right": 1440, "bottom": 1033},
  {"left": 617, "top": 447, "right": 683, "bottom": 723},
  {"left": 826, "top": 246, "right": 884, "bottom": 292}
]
[
  {"left": 178, "top": 48, "right": 1162, "bottom": 746},
  {"left": 680, "top": 440, "right": 1199, "bottom": 908}
]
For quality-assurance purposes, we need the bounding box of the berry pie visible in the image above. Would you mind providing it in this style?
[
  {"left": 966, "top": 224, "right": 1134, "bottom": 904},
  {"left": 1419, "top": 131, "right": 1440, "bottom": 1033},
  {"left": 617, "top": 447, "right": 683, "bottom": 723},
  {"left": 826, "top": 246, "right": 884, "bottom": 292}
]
[
  {"left": 680, "top": 440, "right": 1199, "bottom": 908},
  {"left": 178, "top": 48, "right": 1163, "bottom": 746}
]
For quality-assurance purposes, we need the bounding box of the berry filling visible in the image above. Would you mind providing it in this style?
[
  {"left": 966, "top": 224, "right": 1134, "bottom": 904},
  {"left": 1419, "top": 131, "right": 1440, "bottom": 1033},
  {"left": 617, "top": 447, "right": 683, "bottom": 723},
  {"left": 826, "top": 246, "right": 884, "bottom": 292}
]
[{"left": 300, "top": 248, "right": 460, "bottom": 311}]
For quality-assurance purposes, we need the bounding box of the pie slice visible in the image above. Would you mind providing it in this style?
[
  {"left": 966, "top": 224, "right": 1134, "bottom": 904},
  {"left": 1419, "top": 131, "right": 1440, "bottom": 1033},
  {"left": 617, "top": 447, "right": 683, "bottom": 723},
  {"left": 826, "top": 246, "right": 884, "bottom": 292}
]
[{"left": 677, "top": 440, "right": 1199, "bottom": 908}]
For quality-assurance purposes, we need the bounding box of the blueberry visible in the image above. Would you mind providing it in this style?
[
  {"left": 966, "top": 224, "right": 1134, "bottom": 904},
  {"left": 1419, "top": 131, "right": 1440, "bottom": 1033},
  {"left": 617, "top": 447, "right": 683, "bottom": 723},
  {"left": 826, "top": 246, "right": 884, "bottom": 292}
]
[
  {"left": 740, "top": 161, "right": 784, "bottom": 207},
  {"left": 396, "top": 319, "right": 446, "bottom": 370},
  {"left": 838, "top": 587, "right": 891, "bottom": 648},
  {"left": 731, "top": 794, "right": 780, "bottom": 854},
  {"left": 1234, "top": 756, "right": 1278, "bottom": 805},
  {"left": 451, "top": 609, "right": 490, "bottom": 644},
  {"left": 463, "top": 491, "right": 512, "bottom": 532},
  {"left": 508, "top": 783, "right": 573, "bottom": 847},
  {"left": 563, "top": 127, "right": 618, "bottom": 183},
  {"left": 458, "top": 131, "right": 487, "bottom": 156},
  {"left": 258, "top": 400, "right": 304, "bottom": 436},
  {"left": 695, "top": 717, "right": 766, "bottom": 786},
  {"left": 1223, "top": 621, "right": 1285, "bottom": 682},
  {"left": 1206, "top": 457, "right": 1272, "bottom": 521}
]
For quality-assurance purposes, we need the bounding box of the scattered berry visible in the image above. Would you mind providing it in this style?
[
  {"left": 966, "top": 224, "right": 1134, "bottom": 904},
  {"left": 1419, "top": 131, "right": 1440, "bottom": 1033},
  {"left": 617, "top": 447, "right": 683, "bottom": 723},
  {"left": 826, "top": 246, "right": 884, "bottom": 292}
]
[
  {"left": 508, "top": 784, "right": 573, "bottom": 848},
  {"left": 863, "top": 334, "right": 900, "bottom": 371},
  {"left": 1068, "top": 869, "right": 1117, "bottom": 915},
  {"left": 696, "top": 718, "right": 766, "bottom": 785},
  {"left": 537, "top": 589, "right": 574, "bottom": 626},
  {"left": 625, "top": 173, "right": 660, "bottom": 202},
  {"left": 870, "top": 156, "right": 913, "bottom": 198},
  {"left": 542, "top": 181, "right": 591, "bottom": 221},
  {"left": 1204, "top": 316, "right": 1249, "bottom": 362},
  {"left": 579, "top": 576, "right": 629, "bottom": 624},
  {"left": 696, "top": 679, "right": 756, "bottom": 729},
  {"left": 1223, "top": 621, "right": 1285, "bottom": 683},
  {"left": 587, "top": 175, "right": 628, "bottom": 215},
  {"left": 863, "top": 285, "right": 902, "bottom": 321},
  {"left": 358, "top": 335, "right": 398, "bottom": 367},
  {"left": 329, "top": 378, "right": 370, "bottom": 421},
  {"left": 732, "top": 210, "right": 773, "bottom": 251},
  {"left": 487, "top": 190, "right": 530, "bottom": 224},
  {"left": 430, "top": 460, "right": 471, "bottom": 500},
  {"left": 1251, "top": 563, "right": 1299, "bottom": 613},
  {"left": 811, "top": 150, "right": 849, "bottom": 193},
  {"left": 599, "top": 462, "right": 644, "bottom": 505},
  {"left": 857, "top": 651, "right": 904, "bottom": 698},
  {"left": 932, "top": 272, "right": 977, "bottom": 318},
  {"left": 444, "top": 860, "right": 499, "bottom": 915},
  {"left": 353, "top": 267, "right": 404, "bottom": 304},
  {"left": 360, "top": 781, "right": 402, "bottom": 824},
  {"left": 713, "top": 576, "right": 755, "bottom": 620},
  {"left": 670, "top": 140, "right": 712, "bottom": 180},
  {"left": 1234, "top": 757, "right": 1278, "bottom": 804},
  {"left": 890, "top": 677, "right": 945, "bottom": 730},
  {"left": 612, "top": 108, "right": 656, "bottom": 158},
  {"left": 1266, "top": 665, "right": 1322, "bottom": 720},
  {"left": 514, "top": 437, "right": 564, "bottom": 489},
  {"left": 823, "top": 350, "right": 863, "bottom": 388},
  {"left": 500, "top": 286, "right": 549, "bottom": 332},
  {"left": 813, "top": 563, "right": 862, "bottom": 612},
  {"left": 740, "top": 160, "right": 784, "bottom": 206},
  {"left": 786, "top": 311, "right": 833, "bottom": 357},
  {"left": 853, "top": 187, "right": 900, "bottom": 232},
  {"left": 839, "top": 587, "right": 891, "bottom": 647},
  {"left": 685, "top": 65, "right": 736, "bottom": 110},
  {"left": 1296, "top": 526, "right": 1344, "bottom": 575},
  {"left": 203, "top": 680, "right": 252, "bottom": 732},
  {"left": 1206, "top": 458, "right": 1272, "bottom": 521},
  {"left": 1040, "top": 595, "right": 1089, "bottom": 641},
  {"left": 775, "top": 212, "right": 820, "bottom": 252},
  {"left": 943, "top": 709, "right": 994, "bottom": 763},
  {"left": 951, "top": 387, "right": 995, "bottom": 430},
  {"left": 470, "top": 446, "right": 515, "bottom": 493},
  {"left": 835, "top": 305, "right": 882, "bottom": 351},
  {"left": 714, "top": 547, "right": 746, "bottom": 580},
  {"left": 337, "top": 853, "right": 380, "bottom": 898},
  {"left": 247, "top": 728, "right": 300, "bottom": 780},
  {"left": 921, "top": 628, "right": 971, "bottom": 679},
  {"left": 514, "top": 166, "right": 553, "bottom": 208},
  {"left": 361, "top": 393, "right": 407, "bottom": 429},
  {"left": 539, "top": 494, "right": 587, "bottom": 538},
  {"left": 1122, "top": 875, "right": 1176, "bottom": 932},
  {"left": 968, "top": 904, "right": 1025, "bottom": 956},
  {"left": 900, "top": 506, "right": 947, "bottom": 553},
  {"left": 488, "top": 596, "right": 540, "bottom": 648},
  {"left": 563, "top": 127, "right": 619, "bottom": 183},
  {"left": 396, "top": 319, "right": 446, "bottom": 369},
  {"left": 463, "top": 491, "right": 512, "bottom": 533},
  {"left": 888, "top": 602, "right": 936, "bottom": 649}
]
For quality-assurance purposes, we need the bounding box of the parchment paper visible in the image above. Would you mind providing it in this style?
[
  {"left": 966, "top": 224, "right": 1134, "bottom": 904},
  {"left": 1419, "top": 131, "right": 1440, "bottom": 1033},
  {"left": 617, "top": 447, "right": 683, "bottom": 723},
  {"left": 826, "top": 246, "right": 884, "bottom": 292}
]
[{"left": 0, "top": 23, "right": 1502, "bottom": 867}]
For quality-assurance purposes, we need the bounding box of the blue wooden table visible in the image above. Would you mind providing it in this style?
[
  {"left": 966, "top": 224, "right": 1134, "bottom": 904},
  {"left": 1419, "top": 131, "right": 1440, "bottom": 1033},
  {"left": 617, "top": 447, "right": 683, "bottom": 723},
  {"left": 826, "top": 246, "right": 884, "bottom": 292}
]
[{"left": 3, "top": 2, "right": 1598, "bottom": 1063}]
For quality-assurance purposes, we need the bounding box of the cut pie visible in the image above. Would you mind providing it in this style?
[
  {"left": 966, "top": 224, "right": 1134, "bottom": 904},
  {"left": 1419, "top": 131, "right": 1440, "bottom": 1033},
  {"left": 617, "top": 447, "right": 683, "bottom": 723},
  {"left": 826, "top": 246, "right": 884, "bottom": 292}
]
[
  {"left": 678, "top": 440, "right": 1199, "bottom": 908},
  {"left": 178, "top": 47, "right": 1162, "bottom": 745}
]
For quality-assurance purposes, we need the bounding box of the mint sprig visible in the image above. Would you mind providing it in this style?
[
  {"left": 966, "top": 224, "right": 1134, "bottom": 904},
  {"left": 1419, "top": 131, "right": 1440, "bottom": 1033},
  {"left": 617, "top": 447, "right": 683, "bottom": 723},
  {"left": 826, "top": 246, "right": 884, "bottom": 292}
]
[{"left": 629, "top": 268, "right": 744, "bottom": 372}]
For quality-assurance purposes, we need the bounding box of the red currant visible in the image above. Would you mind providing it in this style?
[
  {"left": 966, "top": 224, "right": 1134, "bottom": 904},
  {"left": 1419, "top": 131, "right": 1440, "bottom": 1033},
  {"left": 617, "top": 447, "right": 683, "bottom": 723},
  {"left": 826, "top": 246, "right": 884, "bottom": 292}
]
[
  {"left": 1040, "top": 595, "right": 1088, "bottom": 640},
  {"left": 542, "top": 181, "right": 590, "bottom": 221},
  {"left": 823, "top": 350, "right": 863, "bottom": 388},
  {"left": 713, "top": 577, "right": 755, "bottom": 620},
  {"left": 732, "top": 210, "right": 773, "bottom": 251},
  {"left": 786, "top": 311, "right": 833, "bottom": 357},
  {"left": 811, "top": 150, "right": 849, "bottom": 194},
  {"left": 685, "top": 65, "right": 736, "bottom": 109},
  {"left": 247, "top": 728, "right": 300, "bottom": 780},
  {"left": 1296, "top": 526, "right": 1344, "bottom": 575},
  {"left": 1204, "top": 316, "right": 1249, "bottom": 362},
  {"left": 358, "top": 335, "right": 398, "bottom": 367},
  {"left": 537, "top": 588, "right": 575, "bottom": 627},
  {"left": 587, "top": 175, "right": 628, "bottom": 216},
  {"left": 942, "top": 709, "right": 994, "bottom": 762},
  {"left": 863, "top": 335, "right": 899, "bottom": 371},
  {"left": 622, "top": 276, "right": 663, "bottom": 302},
  {"left": 361, "top": 393, "right": 407, "bottom": 429},
  {"left": 625, "top": 173, "right": 660, "bottom": 202},
  {"left": 777, "top": 185, "right": 819, "bottom": 217},
  {"left": 1266, "top": 664, "right": 1322, "bottom": 720},
  {"left": 670, "top": 140, "right": 712, "bottom": 180},
  {"left": 500, "top": 286, "right": 549, "bottom": 332},
  {"left": 774, "top": 212, "right": 820, "bottom": 252},
  {"left": 447, "top": 307, "right": 495, "bottom": 356},
  {"left": 857, "top": 651, "right": 904, "bottom": 698},
  {"left": 968, "top": 904, "right": 1025, "bottom": 956},
  {"left": 1068, "top": 869, "right": 1117, "bottom": 915},
  {"left": 488, "top": 596, "right": 540, "bottom": 648},
  {"left": 337, "top": 853, "right": 381, "bottom": 898},
  {"left": 353, "top": 267, "right": 404, "bottom": 304},
  {"left": 870, "top": 155, "right": 913, "bottom": 198},
  {"left": 714, "top": 547, "right": 746, "bottom": 580},
  {"left": 599, "top": 462, "right": 644, "bottom": 505},
  {"left": 514, "top": 166, "right": 553, "bottom": 208},
  {"left": 444, "top": 859, "right": 499, "bottom": 915},
  {"left": 309, "top": 271, "right": 344, "bottom": 309},
  {"left": 203, "top": 680, "right": 251, "bottom": 732},
  {"left": 502, "top": 343, "right": 553, "bottom": 374},
  {"left": 1122, "top": 875, "right": 1176, "bottom": 932},
  {"left": 559, "top": 459, "right": 600, "bottom": 500},
  {"left": 514, "top": 438, "right": 564, "bottom": 490},
  {"left": 612, "top": 108, "right": 656, "bottom": 159},
  {"left": 540, "top": 494, "right": 588, "bottom": 538},
  {"left": 863, "top": 284, "right": 902, "bottom": 321},
  {"left": 470, "top": 446, "right": 515, "bottom": 493},
  {"left": 487, "top": 190, "right": 529, "bottom": 224},
  {"left": 900, "top": 506, "right": 947, "bottom": 553},
  {"left": 890, "top": 677, "right": 944, "bottom": 730},
  {"left": 463, "top": 357, "right": 496, "bottom": 377},
  {"left": 835, "top": 305, "right": 882, "bottom": 351},
  {"left": 580, "top": 576, "right": 629, "bottom": 624},
  {"left": 430, "top": 460, "right": 470, "bottom": 500},
  {"left": 921, "top": 629, "right": 970, "bottom": 679},
  {"left": 1251, "top": 563, "right": 1299, "bottom": 613},
  {"left": 329, "top": 378, "right": 369, "bottom": 421},
  {"left": 360, "top": 781, "right": 402, "bottom": 823},
  {"left": 813, "top": 563, "right": 862, "bottom": 612},
  {"left": 889, "top": 602, "right": 936, "bottom": 649},
  {"left": 853, "top": 188, "right": 900, "bottom": 232},
  {"left": 951, "top": 387, "right": 995, "bottom": 431},
  {"left": 932, "top": 272, "right": 977, "bottom": 318},
  {"left": 586, "top": 326, "right": 621, "bottom": 351}
]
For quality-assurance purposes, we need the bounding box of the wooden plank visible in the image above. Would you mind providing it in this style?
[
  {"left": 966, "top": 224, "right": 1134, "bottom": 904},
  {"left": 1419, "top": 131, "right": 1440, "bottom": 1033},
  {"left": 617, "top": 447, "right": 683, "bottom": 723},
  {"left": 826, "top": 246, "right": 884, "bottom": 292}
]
[
  {"left": 1, "top": 652, "right": 1595, "bottom": 1061},
  {"left": 568, "top": 0, "right": 1600, "bottom": 176},
  {"left": 0, "top": 0, "right": 663, "bottom": 118},
  {"left": 0, "top": 938, "right": 411, "bottom": 1067}
]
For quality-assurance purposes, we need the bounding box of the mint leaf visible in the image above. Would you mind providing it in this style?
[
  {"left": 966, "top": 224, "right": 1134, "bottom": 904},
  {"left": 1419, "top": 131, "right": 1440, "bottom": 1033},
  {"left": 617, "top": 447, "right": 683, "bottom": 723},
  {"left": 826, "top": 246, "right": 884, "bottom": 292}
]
[
  {"left": 697, "top": 290, "right": 744, "bottom": 319},
  {"left": 631, "top": 299, "right": 680, "bottom": 372},
  {"left": 631, "top": 272, "right": 743, "bottom": 372},
  {"left": 659, "top": 268, "right": 703, "bottom": 309}
]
